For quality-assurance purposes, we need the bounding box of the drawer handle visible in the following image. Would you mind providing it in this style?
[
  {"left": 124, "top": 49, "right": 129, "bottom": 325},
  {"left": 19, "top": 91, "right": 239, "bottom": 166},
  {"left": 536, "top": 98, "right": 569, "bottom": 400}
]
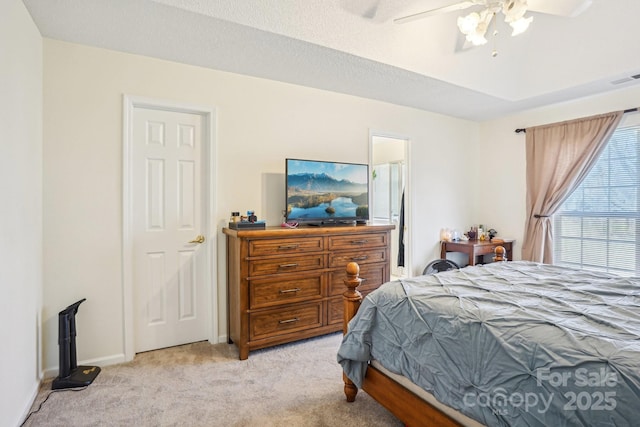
[
  {"left": 278, "top": 244, "right": 299, "bottom": 250},
  {"left": 279, "top": 263, "right": 299, "bottom": 269},
  {"left": 351, "top": 255, "right": 368, "bottom": 261},
  {"left": 351, "top": 239, "right": 368, "bottom": 245},
  {"left": 279, "top": 317, "right": 299, "bottom": 324},
  {"left": 279, "top": 288, "right": 301, "bottom": 294}
]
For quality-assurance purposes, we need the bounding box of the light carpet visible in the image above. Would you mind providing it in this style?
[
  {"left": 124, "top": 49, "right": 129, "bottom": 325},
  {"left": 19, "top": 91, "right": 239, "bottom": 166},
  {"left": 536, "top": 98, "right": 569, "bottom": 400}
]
[{"left": 23, "top": 333, "right": 402, "bottom": 426}]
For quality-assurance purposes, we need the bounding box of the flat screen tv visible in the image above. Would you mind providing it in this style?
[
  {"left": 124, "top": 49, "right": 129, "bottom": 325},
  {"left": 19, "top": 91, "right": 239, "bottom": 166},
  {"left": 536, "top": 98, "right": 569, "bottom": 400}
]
[{"left": 285, "top": 158, "right": 369, "bottom": 226}]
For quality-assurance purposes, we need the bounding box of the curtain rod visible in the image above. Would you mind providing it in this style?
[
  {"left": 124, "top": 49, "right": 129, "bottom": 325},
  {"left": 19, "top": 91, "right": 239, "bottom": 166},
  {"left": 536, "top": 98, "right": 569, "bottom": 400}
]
[{"left": 514, "top": 108, "right": 639, "bottom": 134}]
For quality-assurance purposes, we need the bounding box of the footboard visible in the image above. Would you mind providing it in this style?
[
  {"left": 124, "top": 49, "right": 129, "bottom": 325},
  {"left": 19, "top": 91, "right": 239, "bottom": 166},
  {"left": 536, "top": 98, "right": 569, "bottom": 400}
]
[{"left": 341, "top": 262, "right": 465, "bottom": 427}]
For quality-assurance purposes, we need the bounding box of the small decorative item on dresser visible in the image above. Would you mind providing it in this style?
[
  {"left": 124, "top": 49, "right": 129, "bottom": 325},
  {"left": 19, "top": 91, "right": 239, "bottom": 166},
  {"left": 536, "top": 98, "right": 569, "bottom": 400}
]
[
  {"left": 467, "top": 228, "right": 476, "bottom": 240},
  {"left": 228, "top": 220, "right": 265, "bottom": 229},
  {"left": 488, "top": 228, "right": 498, "bottom": 240},
  {"left": 229, "top": 210, "right": 265, "bottom": 229}
]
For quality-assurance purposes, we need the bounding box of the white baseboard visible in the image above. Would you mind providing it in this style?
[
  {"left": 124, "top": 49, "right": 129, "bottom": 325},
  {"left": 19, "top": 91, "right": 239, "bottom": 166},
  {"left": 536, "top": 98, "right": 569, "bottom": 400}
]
[
  {"left": 41, "top": 337, "right": 232, "bottom": 380},
  {"left": 18, "top": 379, "right": 41, "bottom": 427},
  {"left": 42, "top": 353, "right": 126, "bottom": 379}
]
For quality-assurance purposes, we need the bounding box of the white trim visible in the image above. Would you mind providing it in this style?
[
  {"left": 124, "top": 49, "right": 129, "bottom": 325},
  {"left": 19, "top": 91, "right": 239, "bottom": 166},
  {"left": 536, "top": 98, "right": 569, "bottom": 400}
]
[
  {"left": 42, "top": 353, "right": 127, "bottom": 379},
  {"left": 122, "top": 95, "right": 218, "bottom": 362},
  {"left": 18, "top": 381, "right": 40, "bottom": 426},
  {"left": 369, "top": 129, "right": 412, "bottom": 278}
]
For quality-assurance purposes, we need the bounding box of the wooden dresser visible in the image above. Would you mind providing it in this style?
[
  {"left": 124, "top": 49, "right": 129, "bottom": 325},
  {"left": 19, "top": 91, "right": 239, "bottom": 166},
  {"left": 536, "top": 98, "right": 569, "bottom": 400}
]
[{"left": 223, "top": 224, "right": 394, "bottom": 359}]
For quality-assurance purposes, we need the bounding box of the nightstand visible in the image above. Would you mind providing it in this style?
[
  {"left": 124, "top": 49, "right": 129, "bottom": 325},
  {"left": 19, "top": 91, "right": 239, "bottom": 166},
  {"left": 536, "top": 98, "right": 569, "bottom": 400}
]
[{"left": 441, "top": 239, "right": 514, "bottom": 266}]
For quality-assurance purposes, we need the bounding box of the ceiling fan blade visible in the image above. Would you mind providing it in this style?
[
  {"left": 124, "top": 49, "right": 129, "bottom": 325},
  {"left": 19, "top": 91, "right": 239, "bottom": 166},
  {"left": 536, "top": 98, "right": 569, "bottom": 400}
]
[
  {"left": 527, "top": 0, "right": 593, "bottom": 17},
  {"left": 393, "top": 1, "right": 478, "bottom": 24}
]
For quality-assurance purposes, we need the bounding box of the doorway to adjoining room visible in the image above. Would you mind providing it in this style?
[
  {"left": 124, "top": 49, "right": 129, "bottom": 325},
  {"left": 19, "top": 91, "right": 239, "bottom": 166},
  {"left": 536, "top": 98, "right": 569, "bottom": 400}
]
[{"left": 371, "top": 134, "right": 409, "bottom": 280}]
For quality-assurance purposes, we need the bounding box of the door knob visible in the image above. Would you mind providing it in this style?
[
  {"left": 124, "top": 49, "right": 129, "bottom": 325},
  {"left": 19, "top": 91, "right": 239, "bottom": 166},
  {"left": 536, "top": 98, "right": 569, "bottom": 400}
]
[{"left": 189, "top": 235, "right": 205, "bottom": 244}]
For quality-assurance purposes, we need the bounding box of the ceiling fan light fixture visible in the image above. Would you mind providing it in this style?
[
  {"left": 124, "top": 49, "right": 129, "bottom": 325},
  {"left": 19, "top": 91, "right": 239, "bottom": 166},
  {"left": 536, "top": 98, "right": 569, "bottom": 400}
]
[
  {"left": 457, "top": 12, "right": 481, "bottom": 34},
  {"left": 457, "top": 9, "right": 493, "bottom": 46},
  {"left": 509, "top": 15, "right": 533, "bottom": 36},
  {"left": 394, "top": 0, "right": 593, "bottom": 54},
  {"left": 503, "top": 0, "right": 528, "bottom": 22},
  {"left": 467, "top": 31, "right": 489, "bottom": 45},
  {"left": 456, "top": 0, "right": 531, "bottom": 46}
]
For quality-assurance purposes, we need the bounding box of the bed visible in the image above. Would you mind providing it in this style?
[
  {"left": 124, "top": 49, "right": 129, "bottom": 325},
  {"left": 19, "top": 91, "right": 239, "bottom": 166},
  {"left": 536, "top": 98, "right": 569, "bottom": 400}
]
[{"left": 337, "top": 259, "right": 640, "bottom": 426}]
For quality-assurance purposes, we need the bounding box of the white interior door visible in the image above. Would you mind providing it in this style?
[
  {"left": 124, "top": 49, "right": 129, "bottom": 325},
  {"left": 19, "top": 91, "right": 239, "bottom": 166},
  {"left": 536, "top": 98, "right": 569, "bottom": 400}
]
[{"left": 132, "top": 107, "right": 208, "bottom": 353}]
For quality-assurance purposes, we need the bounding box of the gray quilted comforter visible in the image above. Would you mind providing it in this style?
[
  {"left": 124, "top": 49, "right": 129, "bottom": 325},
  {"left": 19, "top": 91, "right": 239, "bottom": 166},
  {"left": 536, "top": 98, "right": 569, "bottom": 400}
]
[{"left": 337, "top": 261, "right": 640, "bottom": 426}]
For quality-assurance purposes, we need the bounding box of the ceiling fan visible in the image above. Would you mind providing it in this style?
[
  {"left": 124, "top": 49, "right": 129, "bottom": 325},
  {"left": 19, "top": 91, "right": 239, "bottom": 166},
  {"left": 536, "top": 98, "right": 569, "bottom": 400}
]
[{"left": 394, "top": 0, "right": 592, "bottom": 47}]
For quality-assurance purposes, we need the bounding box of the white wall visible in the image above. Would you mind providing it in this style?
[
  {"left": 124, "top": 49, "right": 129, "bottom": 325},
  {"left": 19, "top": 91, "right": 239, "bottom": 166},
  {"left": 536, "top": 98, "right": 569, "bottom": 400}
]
[
  {"left": 42, "top": 39, "right": 479, "bottom": 374},
  {"left": 0, "top": 1, "right": 43, "bottom": 426},
  {"left": 477, "top": 85, "right": 640, "bottom": 260}
]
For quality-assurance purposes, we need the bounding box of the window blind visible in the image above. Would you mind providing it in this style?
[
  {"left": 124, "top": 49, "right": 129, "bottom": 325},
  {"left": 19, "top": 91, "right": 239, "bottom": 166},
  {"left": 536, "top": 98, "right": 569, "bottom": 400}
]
[{"left": 554, "top": 124, "right": 640, "bottom": 276}]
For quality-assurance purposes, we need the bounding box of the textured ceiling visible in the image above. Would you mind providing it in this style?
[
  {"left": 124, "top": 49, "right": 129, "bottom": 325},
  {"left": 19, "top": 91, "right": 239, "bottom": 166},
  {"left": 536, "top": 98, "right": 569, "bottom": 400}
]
[{"left": 22, "top": 0, "right": 640, "bottom": 121}]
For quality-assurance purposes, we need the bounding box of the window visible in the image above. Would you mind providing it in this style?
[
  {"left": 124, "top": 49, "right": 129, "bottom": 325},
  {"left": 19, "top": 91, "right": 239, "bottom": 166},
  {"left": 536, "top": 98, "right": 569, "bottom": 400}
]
[{"left": 554, "top": 122, "right": 640, "bottom": 276}]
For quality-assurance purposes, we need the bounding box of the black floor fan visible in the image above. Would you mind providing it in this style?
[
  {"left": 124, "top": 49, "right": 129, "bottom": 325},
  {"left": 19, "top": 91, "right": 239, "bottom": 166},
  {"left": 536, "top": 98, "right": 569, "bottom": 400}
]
[
  {"left": 422, "top": 259, "right": 460, "bottom": 275},
  {"left": 52, "top": 298, "right": 101, "bottom": 390}
]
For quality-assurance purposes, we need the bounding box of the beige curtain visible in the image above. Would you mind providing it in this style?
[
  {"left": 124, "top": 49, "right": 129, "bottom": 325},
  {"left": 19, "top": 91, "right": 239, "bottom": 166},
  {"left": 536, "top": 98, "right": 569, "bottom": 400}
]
[{"left": 522, "top": 111, "right": 624, "bottom": 263}]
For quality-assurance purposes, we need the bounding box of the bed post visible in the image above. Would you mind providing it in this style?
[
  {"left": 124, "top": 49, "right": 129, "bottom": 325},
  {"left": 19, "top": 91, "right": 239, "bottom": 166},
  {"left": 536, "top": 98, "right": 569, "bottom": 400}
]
[
  {"left": 493, "top": 245, "right": 507, "bottom": 262},
  {"left": 343, "top": 261, "right": 363, "bottom": 402}
]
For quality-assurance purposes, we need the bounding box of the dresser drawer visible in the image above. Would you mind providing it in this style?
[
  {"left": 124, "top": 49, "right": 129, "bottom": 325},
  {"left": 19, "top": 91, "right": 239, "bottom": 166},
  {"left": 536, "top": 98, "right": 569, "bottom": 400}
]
[
  {"left": 328, "top": 248, "right": 387, "bottom": 268},
  {"left": 328, "top": 297, "right": 343, "bottom": 325},
  {"left": 328, "top": 263, "right": 386, "bottom": 297},
  {"left": 249, "top": 237, "right": 323, "bottom": 257},
  {"left": 249, "top": 254, "right": 324, "bottom": 277},
  {"left": 328, "top": 233, "right": 388, "bottom": 251},
  {"left": 327, "top": 289, "right": 376, "bottom": 325},
  {"left": 250, "top": 303, "right": 322, "bottom": 340},
  {"left": 474, "top": 243, "right": 502, "bottom": 256},
  {"left": 250, "top": 273, "right": 323, "bottom": 309}
]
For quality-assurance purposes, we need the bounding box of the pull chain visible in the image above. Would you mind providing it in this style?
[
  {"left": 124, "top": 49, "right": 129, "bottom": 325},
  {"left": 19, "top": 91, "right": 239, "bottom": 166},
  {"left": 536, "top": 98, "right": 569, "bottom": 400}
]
[{"left": 491, "top": 12, "right": 499, "bottom": 57}]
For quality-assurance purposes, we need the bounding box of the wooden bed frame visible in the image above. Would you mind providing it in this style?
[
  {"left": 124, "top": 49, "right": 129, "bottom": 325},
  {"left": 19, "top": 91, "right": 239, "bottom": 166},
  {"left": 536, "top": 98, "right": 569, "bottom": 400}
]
[{"left": 342, "top": 261, "right": 464, "bottom": 427}]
